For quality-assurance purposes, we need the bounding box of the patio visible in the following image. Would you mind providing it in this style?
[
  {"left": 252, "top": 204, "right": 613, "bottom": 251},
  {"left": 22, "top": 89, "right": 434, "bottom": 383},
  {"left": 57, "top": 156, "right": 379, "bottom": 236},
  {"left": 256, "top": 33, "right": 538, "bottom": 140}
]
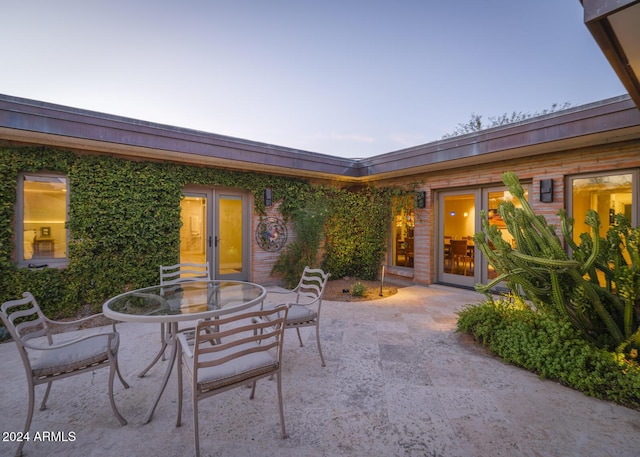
[{"left": 1, "top": 284, "right": 639, "bottom": 457}]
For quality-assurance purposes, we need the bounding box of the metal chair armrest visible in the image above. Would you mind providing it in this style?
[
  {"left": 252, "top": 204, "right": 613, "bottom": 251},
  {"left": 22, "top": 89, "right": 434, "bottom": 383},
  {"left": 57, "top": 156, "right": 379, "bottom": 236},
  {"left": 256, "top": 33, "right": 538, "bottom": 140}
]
[{"left": 22, "top": 331, "right": 118, "bottom": 351}]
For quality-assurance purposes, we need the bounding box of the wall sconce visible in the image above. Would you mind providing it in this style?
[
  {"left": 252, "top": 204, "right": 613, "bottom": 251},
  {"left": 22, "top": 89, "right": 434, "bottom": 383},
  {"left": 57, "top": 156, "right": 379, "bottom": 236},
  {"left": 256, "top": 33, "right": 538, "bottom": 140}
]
[
  {"left": 264, "top": 188, "right": 273, "bottom": 206},
  {"left": 540, "top": 179, "right": 553, "bottom": 203},
  {"left": 415, "top": 191, "right": 426, "bottom": 209}
]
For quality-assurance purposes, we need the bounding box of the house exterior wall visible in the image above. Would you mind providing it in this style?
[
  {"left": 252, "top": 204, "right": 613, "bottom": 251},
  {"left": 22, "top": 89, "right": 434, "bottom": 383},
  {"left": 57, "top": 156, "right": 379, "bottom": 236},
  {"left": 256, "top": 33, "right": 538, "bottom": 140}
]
[
  {"left": 1, "top": 94, "right": 639, "bottom": 292},
  {"left": 385, "top": 142, "right": 640, "bottom": 286},
  {"left": 250, "top": 201, "right": 295, "bottom": 286}
]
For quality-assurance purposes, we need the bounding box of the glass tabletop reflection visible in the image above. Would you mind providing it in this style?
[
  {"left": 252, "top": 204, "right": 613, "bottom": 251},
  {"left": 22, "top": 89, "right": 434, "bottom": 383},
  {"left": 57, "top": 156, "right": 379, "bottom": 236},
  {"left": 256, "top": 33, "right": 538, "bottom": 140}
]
[{"left": 103, "top": 280, "right": 266, "bottom": 323}]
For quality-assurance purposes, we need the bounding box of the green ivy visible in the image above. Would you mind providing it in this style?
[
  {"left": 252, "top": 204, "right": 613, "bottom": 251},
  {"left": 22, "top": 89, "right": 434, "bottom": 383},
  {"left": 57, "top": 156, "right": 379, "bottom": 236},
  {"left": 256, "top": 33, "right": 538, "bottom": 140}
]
[
  {"left": 323, "top": 187, "right": 385, "bottom": 279},
  {"left": 271, "top": 186, "right": 329, "bottom": 286},
  {"left": 0, "top": 146, "right": 314, "bottom": 315},
  {"left": 270, "top": 184, "right": 415, "bottom": 287},
  {"left": 0, "top": 145, "right": 409, "bottom": 317}
]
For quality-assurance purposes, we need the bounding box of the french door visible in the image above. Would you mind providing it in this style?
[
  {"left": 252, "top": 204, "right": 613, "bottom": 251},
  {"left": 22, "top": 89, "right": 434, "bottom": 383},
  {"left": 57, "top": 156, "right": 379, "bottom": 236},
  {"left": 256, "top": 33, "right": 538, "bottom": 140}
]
[
  {"left": 437, "top": 185, "right": 529, "bottom": 288},
  {"left": 438, "top": 190, "right": 479, "bottom": 288},
  {"left": 179, "top": 188, "right": 250, "bottom": 281}
]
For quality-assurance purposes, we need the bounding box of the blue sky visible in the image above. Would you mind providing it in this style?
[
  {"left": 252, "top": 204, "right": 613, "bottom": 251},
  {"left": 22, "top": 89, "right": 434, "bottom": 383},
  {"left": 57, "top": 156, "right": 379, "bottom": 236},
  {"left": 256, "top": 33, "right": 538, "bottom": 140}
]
[{"left": 1, "top": 1, "right": 626, "bottom": 158}]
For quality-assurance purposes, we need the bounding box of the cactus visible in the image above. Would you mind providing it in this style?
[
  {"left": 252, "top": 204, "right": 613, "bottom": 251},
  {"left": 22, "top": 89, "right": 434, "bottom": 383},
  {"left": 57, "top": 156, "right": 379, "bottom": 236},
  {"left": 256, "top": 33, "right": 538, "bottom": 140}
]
[{"left": 475, "top": 172, "right": 640, "bottom": 350}]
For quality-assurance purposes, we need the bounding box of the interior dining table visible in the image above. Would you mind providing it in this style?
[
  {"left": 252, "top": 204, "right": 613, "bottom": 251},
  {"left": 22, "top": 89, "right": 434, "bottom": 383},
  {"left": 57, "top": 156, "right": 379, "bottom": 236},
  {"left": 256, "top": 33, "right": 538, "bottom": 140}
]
[{"left": 103, "top": 280, "right": 266, "bottom": 423}]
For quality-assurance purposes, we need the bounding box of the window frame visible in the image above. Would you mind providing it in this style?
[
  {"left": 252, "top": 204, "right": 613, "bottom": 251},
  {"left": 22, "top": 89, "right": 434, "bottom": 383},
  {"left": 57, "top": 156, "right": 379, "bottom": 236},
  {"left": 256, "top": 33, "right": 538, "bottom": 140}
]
[{"left": 16, "top": 172, "right": 69, "bottom": 268}]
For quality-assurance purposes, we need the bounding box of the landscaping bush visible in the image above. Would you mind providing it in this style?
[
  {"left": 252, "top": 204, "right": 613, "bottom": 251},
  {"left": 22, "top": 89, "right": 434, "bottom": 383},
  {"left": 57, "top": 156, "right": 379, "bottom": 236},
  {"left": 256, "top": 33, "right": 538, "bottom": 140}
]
[
  {"left": 458, "top": 297, "right": 640, "bottom": 410},
  {"left": 474, "top": 172, "right": 640, "bottom": 351}
]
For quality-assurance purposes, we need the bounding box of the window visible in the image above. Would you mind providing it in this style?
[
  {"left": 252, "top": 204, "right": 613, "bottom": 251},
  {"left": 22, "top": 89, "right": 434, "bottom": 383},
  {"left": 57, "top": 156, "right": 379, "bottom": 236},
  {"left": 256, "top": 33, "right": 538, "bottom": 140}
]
[
  {"left": 17, "top": 173, "right": 68, "bottom": 266},
  {"left": 569, "top": 171, "right": 636, "bottom": 243},
  {"left": 569, "top": 170, "right": 636, "bottom": 287},
  {"left": 392, "top": 207, "right": 414, "bottom": 267}
]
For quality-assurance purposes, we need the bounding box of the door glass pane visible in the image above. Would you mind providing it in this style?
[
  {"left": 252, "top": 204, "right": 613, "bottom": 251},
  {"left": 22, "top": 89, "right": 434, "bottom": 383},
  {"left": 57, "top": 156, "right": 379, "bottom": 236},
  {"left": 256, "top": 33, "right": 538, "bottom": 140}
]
[
  {"left": 486, "top": 189, "right": 528, "bottom": 279},
  {"left": 443, "top": 194, "right": 475, "bottom": 277},
  {"left": 22, "top": 175, "right": 67, "bottom": 260},
  {"left": 392, "top": 208, "right": 414, "bottom": 267},
  {"left": 180, "top": 196, "right": 207, "bottom": 264},
  {"left": 218, "top": 196, "right": 243, "bottom": 275}
]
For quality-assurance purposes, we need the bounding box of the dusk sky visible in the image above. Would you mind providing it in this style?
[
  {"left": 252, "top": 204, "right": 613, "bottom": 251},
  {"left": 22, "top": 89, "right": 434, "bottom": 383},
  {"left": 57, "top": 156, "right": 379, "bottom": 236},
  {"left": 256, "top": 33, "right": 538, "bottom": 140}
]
[{"left": 1, "top": 1, "right": 627, "bottom": 158}]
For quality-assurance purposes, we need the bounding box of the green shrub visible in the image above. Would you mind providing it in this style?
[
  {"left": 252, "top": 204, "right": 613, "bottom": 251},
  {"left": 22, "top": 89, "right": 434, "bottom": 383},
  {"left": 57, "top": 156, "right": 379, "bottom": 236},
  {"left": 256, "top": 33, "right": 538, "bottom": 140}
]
[
  {"left": 350, "top": 281, "right": 366, "bottom": 297},
  {"left": 457, "top": 298, "right": 640, "bottom": 410},
  {"left": 474, "top": 172, "right": 640, "bottom": 351}
]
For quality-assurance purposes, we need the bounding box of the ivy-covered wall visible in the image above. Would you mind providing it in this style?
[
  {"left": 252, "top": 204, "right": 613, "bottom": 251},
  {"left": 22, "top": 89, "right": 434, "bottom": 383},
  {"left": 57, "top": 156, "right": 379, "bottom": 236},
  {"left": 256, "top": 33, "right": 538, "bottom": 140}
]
[{"left": 0, "top": 145, "right": 407, "bottom": 317}]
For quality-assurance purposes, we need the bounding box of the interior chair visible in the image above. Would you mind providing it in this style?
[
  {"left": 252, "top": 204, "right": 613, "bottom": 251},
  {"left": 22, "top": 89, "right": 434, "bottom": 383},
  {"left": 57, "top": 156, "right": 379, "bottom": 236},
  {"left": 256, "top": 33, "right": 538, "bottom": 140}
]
[
  {"left": 0, "top": 292, "right": 128, "bottom": 457},
  {"left": 404, "top": 237, "right": 415, "bottom": 267},
  {"left": 450, "top": 239, "right": 473, "bottom": 276},
  {"left": 176, "top": 304, "right": 290, "bottom": 457},
  {"left": 262, "top": 266, "right": 331, "bottom": 367},
  {"left": 138, "top": 262, "right": 210, "bottom": 378}
]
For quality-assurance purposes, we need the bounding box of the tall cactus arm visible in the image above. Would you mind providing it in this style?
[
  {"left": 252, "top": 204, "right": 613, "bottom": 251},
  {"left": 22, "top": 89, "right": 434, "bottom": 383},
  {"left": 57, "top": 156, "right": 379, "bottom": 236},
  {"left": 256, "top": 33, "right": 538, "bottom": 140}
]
[
  {"left": 568, "top": 269, "right": 624, "bottom": 345},
  {"left": 502, "top": 173, "right": 565, "bottom": 254},
  {"left": 559, "top": 209, "right": 581, "bottom": 253},
  {"left": 510, "top": 251, "right": 580, "bottom": 269},
  {"left": 581, "top": 210, "right": 602, "bottom": 274}
]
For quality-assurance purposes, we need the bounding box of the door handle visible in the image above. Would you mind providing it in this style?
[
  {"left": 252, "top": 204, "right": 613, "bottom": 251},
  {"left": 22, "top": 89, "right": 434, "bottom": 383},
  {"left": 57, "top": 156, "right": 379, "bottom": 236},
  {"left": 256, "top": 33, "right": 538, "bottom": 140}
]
[{"left": 208, "top": 236, "right": 212, "bottom": 248}]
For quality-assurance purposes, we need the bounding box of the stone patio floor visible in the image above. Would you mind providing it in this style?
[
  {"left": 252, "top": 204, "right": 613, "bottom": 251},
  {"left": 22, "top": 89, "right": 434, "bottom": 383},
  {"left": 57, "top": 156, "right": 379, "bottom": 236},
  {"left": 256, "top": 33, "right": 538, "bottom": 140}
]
[{"left": 1, "top": 284, "right": 639, "bottom": 457}]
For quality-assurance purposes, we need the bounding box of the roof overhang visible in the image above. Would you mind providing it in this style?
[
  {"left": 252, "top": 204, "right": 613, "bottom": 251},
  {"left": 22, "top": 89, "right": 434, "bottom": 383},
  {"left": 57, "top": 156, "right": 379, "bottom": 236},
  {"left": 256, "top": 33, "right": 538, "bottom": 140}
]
[
  {"left": 582, "top": 0, "right": 640, "bottom": 108},
  {"left": 0, "top": 95, "right": 362, "bottom": 183},
  {"left": 2, "top": 94, "right": 640, "bottom": 185},
  {"left": 357, "top": 96, "right": 640, "bottom": 182}
]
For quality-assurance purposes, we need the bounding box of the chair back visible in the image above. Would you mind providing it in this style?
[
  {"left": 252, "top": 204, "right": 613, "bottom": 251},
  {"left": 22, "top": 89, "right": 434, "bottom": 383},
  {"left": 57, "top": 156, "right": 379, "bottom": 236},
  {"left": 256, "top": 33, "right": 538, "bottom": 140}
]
[
  {"left": 160, "top": 262, "right": 210, "bottom": 285},
  {"left": 188, "top": 304, "right": 290, "bottom": 392},
  {"left": 1, "top": 292, "right": 52, "bottom": 347},
  {"left": 450, "top": 240, "right": 469, "bottom": 256},
  {"left": 1, "top": 292, "right": 57, "bottom": 381},
  {"left": 292, "top": 267, "right": 331, "bottom": 305}
]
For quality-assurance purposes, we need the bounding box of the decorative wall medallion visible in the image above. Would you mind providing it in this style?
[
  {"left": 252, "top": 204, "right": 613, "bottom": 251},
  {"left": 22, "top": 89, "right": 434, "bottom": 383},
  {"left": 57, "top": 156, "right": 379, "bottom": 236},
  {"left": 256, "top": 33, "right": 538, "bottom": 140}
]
[{"left": 256, "top": 217, "right": 287, "bottom": 251}]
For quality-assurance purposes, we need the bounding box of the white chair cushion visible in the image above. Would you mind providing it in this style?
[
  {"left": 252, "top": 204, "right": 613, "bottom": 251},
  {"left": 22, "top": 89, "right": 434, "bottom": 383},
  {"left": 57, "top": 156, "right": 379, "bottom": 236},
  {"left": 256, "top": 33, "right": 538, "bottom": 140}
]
[
  {"left": 31, "top": 334, "right": 116, "bottom": 378},
  {"left": 264, "top": 303, "right": 317, "bottom": 325},
  {"left": 185, "top": 341, "right": 277, "bottom": 391}
]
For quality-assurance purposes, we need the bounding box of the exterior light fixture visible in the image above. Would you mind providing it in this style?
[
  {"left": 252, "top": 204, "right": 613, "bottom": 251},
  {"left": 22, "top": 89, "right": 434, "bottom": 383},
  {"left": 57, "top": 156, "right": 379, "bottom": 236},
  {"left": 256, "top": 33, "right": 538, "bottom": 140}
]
[
  {"left": 415, "top": 191, "right": 426, "bottom": 208},
  {"left": 540, "top": 179, "right": 553, "bottom": 203},
  {"left": 582, "top": 0, "right": 640, "bottom": 108},
  {"left": 264, "top": 188, "right": 272, "bottom": 206}
]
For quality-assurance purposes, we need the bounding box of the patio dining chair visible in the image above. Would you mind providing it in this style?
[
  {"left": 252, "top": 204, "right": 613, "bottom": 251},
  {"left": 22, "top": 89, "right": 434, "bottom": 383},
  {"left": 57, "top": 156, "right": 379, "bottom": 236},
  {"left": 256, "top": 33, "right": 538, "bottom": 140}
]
[
  {"left": 261, "top": 266, "right": 331, "bottom": 367},
  {"left": 138, "top": 262, "right": 210, "bottom": 377},
  {"left": 0, "top": 292, "right": 129, "bottom": 457},
  {"left": 176, "top": 304, "right": 290, "bottom": 457}
]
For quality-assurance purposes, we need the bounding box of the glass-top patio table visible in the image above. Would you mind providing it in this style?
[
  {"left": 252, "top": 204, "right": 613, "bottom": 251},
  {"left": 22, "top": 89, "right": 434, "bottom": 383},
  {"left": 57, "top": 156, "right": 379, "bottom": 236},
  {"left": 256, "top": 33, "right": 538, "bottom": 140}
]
[{"left": 103, "top": 280, "right": 266, "bottom": 423}]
